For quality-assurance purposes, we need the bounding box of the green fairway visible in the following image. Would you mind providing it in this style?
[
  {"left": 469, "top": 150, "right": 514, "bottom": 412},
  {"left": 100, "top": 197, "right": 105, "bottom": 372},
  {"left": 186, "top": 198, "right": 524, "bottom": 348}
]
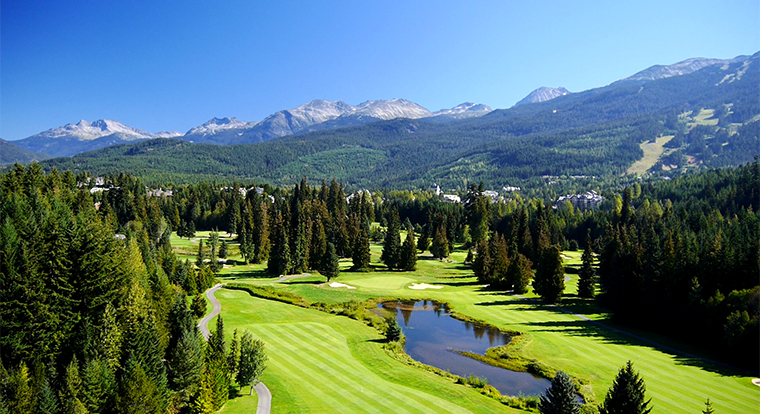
[
  {"left": 186, "top": 236, "right": 759, "bottom": 413},
  {"left": 213, "top": 289, "right": 520, "bottom": 413}
]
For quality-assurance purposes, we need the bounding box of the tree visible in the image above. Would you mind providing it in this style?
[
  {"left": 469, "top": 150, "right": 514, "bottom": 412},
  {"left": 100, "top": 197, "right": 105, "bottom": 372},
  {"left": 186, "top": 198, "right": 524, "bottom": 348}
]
[
  {"left": 430, "top": 224, "right": 450, "bottom": 259},
  {"left": 267, "top": 213, "right": 291, "bottom": 276},
  {"left": 534, "top": 246, "right": 565, "bottom": 303},
  {"left": 167, "top": 329, "right": 205, "bottom": 408},
  {"left": 578, "top": 234, "right": 596, "bottom": 298},
  {"left": 228, "top": 329, "right": 240, "bottom": 376},
  {"left": 702, "top": 398, "right": 715, "bottom": 414},
  {"left": 351, "top": 223, "right": 371, "bottom": 271},
  {"left": 507, "top": 252, "right": 532, "bottom": 294},
  {"left": 191, "top": 294, "right": 207, "bottom": 319},
  {"left": 6, "top": 362, "right": 34, "bottom": 414},
  {"left": 399, "top": 226, "right": 417, "bottom": 271},
  {"left": 381, "top": 210, "right": 402, "bottom": 269},
  {"left": 599, "top": 361, "right": 653, "bottom": 414},
  {"left": 117, "top": 357, "right": 164, "bottom": 414},
  {"left": 473, "top": 239, "right": 491, "bottom": 283},
  {"left": 237, "top": 331, "right": 267, "bottom": 396},
  {"left": 218, "top": 241, "right": 228, "bottom": 259},
  {"left": 538, "top": 371, "right": 580, "bottom": 414},
  {"left": 385, "top": 316, "right": 402, "bottom": 342},
  {"left": 320, "top": 242, "right": 340, "bottom": 282}
]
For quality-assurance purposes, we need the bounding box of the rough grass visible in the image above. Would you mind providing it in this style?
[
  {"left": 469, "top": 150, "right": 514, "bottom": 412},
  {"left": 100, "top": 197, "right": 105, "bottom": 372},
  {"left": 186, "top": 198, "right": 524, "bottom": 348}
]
[{"left": 627, "top": 135, "right": 675, "bottom": 175}]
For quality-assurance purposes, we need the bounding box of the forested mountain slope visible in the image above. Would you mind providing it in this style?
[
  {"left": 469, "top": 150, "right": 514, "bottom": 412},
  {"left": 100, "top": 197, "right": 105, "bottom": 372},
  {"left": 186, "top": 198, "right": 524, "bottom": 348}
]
[{"left": 36, "top": 53, "right": 759, "bottom": 188}]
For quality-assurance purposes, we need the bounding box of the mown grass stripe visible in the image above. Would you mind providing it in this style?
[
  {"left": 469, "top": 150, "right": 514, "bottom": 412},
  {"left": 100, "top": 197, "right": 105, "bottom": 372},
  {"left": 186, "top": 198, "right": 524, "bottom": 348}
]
[
  {"left": 254, "top": 324, "right": 370, "bottom": 413},
  {"left": 281, "top": 321, "right": 469, "bottom": 414},
  {"left": 269, "top": 323, "right": 416, "bottom": 414}
]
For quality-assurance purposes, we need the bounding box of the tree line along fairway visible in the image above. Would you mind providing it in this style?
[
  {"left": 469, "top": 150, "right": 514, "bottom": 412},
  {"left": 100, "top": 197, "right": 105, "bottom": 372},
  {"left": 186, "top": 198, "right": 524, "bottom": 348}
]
[{"left": 204, "top": 241, "right": 760, "bottom": 414}]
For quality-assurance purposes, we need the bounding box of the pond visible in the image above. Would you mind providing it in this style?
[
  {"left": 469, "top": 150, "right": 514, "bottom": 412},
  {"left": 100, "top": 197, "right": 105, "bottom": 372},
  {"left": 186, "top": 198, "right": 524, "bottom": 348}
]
[{"left": 380, "top": 300, "right": 551, "bottom": 397}]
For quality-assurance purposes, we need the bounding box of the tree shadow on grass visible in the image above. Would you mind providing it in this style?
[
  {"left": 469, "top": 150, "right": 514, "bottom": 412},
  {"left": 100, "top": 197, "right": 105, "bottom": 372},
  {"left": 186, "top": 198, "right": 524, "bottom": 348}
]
[{"left": 219, "top": 269, "right": 272, "bottom": 279}]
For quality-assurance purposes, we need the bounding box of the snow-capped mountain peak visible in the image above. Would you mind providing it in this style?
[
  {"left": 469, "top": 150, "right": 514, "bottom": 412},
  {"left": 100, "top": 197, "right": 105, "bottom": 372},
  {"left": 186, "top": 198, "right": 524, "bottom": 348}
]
[
  {"left": 432, "top": 102, "right": 493, "bottom": 118},
  {"left": 186, "top": 117, "right": 257, "bottom": 136},
  {"left": 353, "top": 99, "right": 432, "bottom": 120},
  {"left": 36, "top": 119, "right": 172, "bottom": 141},
  {"left": 514, "top": 87, "right": 571, "bottom": 106}
]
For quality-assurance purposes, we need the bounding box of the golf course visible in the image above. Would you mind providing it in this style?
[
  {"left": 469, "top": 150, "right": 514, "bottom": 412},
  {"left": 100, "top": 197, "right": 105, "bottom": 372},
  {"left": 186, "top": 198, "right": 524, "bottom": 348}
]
[{"left": 183, "top": 234, "right": 760, "bottom": 413}]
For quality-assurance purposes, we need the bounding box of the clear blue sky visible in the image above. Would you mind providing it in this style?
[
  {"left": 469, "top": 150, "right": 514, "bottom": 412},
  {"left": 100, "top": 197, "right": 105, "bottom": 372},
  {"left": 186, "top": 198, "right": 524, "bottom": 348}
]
[{"left": 2, "top": 0, "right": 758, "bottom": 140}]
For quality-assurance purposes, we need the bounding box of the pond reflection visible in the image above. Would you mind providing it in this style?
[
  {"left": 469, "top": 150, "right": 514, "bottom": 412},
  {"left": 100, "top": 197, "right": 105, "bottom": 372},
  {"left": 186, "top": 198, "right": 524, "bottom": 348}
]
[{"left": 380, "top": 300, "right": 551, "bottom": 396}]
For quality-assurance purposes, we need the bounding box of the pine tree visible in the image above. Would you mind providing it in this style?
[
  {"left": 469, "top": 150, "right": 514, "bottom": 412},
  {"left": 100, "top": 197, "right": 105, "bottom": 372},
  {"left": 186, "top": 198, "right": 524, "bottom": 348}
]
[
  {"left": 320, "top": 242, "right": 341, "bottom": 282},
  {"left": 196, "top": 239, "right": 205, "bottom": 268},
  {"left": 351, "top": 223, "right": 371, "bottom": 271},
  {"left": 191, "top": 294, "right": 207, "bottom": 319},
  {"left": 578, "top": 234, "right": 596, "bottom": 298},
  {"left": 489, "top": 235, "right": 510, "bottom": 289},
  {"left": 167, "top": 328, "right": 205, "bottom": 409},
  {"left": 267, "top": 213, "right": 291, "bottom": 276},
  {"left": 381, "top": 210, "right": 402, "bottom": 269},
  {"left": 702, "top": 398, "right": 715, "bottom": 414},
  {"left": 534, "top": 245, "right": 565, "bottom": 303},
  {"left": 218, "top": 241, "right": 228, "bottom": 259},
  {"left": 599, "top": 361, "right": 653, "bottom": 414},
  {"left": 237, "top": 331, "right": 267, "bottom": 396},
  {"left": 190, "top": 369, "right": 215, "bottom": 414},
  {"left": 538, "top": 371, "right": 580, "bottom": 414},
  {"left": 228, "top": 329, "right": 240, "bottom": 376},
  {"left": 473, "top": 239, "right": 491, "bottom": 283},
  {"left": 59, "top": 357, "right": 85, "bottom": 414},
  {"left": 385, "top": 316, "right": 402, "bottom": 342},
  {"left": 430, "top": 224, "right": 450, "bottom": 259},
  {"left": 82, "top": 358, "right": 116, "bottom": 414},
  {"left": 118, "top": 357, "right": 163, "bottom": 414},
  {"left": 7, "top": 362, "right": 34, "bottom": 414},
  {"left": 508, "top": 252, "right": 532, "bottom": 294},
  {"left": 399, "top": 226, "right": 418, "bottom": 271},
  {"left": 37, "top": 377, "right": 59, "bottom": 414}
]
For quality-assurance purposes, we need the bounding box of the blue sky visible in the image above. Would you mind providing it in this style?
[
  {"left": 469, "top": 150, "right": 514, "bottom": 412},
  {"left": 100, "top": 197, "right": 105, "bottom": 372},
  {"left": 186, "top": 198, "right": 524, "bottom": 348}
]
[{"left": 2, "top": 0, "right": 758, "bottom": 140}]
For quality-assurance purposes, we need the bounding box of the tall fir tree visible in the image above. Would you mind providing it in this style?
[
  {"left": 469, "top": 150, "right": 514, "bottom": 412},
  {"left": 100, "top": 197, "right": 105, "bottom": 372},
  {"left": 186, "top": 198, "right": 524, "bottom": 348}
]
[
  {"left": 351, "top": 223, "right": 371, "bottom": 271},
  {"left": 578, "top": 233, "right": 596, "bottom": 298},
  {"left": 237, "top": 331, "right": 267, "bottom": 396},
  {"left": 381, "top": 210, "right": 402, "bottom": 269},
  {"left": 473, "top": 239, "right": 491, "bottom": 284},
  {"left": 320, "top": 242, "right": 341, "bottom": 282},
  {"left": 267, "top": 213, "right": 291, "bottom": 276},
  {"left": 533, "top": 245, "right": 565, "bottom": 303},
  {"left": 507, "top": 252, "right": 532, "bottom": 294},
  {"left": 599, "top": 361, "right": 653, "bottom": 414},
  {"left": 430, "top": 224, "right": 450, "bottom": 259},
  {"left": 399, "top": 226, "right": 418, "bottom": 271}
]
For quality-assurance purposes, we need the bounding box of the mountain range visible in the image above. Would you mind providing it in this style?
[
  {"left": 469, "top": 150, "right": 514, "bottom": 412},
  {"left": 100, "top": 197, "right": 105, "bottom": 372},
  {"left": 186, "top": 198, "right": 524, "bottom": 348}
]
[
  {"left": 7, "top": 53, "right": 750, "bottom": 160},
  {"left": 8, "top": 99, "right": 494, "bottom": 158},
  {"left": 34, "top": 52, "right": 759, "bottom": 190}
]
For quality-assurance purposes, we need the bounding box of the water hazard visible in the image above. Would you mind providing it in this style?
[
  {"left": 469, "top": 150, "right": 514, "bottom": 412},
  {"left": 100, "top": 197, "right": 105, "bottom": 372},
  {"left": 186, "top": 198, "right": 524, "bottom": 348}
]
[{"left": 380, "top": 300, "right": 551, "bottom": 396}]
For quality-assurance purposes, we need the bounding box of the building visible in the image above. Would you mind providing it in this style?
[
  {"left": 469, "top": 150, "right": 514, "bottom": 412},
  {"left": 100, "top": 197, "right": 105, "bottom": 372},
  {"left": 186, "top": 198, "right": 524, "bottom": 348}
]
[{"left": 556, "top": 191, "right": 604, "bottom": 211}]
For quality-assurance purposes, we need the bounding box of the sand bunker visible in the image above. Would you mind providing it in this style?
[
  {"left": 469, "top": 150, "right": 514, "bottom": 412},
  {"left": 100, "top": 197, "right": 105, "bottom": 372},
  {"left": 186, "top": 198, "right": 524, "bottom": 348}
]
[
  {"left": 328, "top": 282, "right": 356, "bottom": 289},
  {"left": 753, "top": 378, "right": 760, "bottom": 387},
  {"left": 408, "top": 283, "right": 444, "bottom": 290}
]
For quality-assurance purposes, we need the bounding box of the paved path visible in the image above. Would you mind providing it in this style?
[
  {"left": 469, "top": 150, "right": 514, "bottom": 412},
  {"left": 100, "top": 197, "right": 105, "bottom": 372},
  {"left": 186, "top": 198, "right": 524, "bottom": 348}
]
[
  {"left": 198, "top": 284, "right": 273, "bottom": 414},
  {"left": 272, "top": 272, "right": 313, "bottom": 283}
]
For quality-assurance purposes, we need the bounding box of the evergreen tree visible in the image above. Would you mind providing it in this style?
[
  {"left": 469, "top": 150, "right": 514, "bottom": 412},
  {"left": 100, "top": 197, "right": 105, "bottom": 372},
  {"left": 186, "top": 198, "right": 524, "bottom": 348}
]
[
  {"left": 227, "top": 329, "right": 240, "bottom": 376},
  {"left": 218, "top": 241, "right": 228, "bottom": 259},
  {"left": 117, "top": 357, "right": 163, "bottom": 414},
  {"left": 37, "top": 377, "right": 59, "bottom": 414},
  {"left": 59, "top": 358, "right": 85, "bottom": 414},
  {"left": 399, "top": 226, "right": 418, "bottom": 271},
  {"left": 430, "top": 224, "right": 450, "bottom": 259},
  {"left": 351, "top": 223, "right": 371, "bottom": 271},
  {"left": 385, "top": 316, "right": 402, "bottom": 342},
  {"left": 167, "top": 329, "right": 205, "bottom": 408},
  {"left": 381, "top": 210, "right": 402, "bottom": 269},
  {"left": 464, "top": 248, "right": 474, "bottom": 265},
  {"left": 7, "top": 362, "right": 34, "bottom": 414},
  {"left": 578, "top": 233, "right": 596, "bottom": 298},
  {"left": 196, "top": 239, "right": 205, "bottom": 268},
  {"left": 702, "top": 398, "right": 715, "bottom": 414},
  {"left": 320, "top": 242, "right": 341, "bottom": 282},
  {"left": 416, "top": 227, "right": 430, "bottom": 253},
  {"left": 538, "top": 371, "right": 580, "bottom": 414},
  {"left": 267, "top": 213, "right": 291, "bottom": 276},
  {"left": 191, "top": 295, "right": 207, "bottom": 319},
  {"left": 507, "top": 252, "right": 532, "bottom": 294},
  {"left": 599, "top": 361, "right": 653, "bottom": 414},
  {"left": 82, "top": 358, "right": 116, "bottom": 414},
  {"left": 534, "top": 246, "right": 565, "bottom": 303},
  {"left": 187, "top": 221, "right": 196, "bottom": 239},
  {"left": 189, "top": 369, "right": 214, "bottom": 414},
  {"left": 237, "top": 331, "right": 267, "bottom": 396},
  {"left": 489, "top": 234, "right": 510, "bottom": 289},
  {"left": 473, "top": 239, "right": 491, "bottom": 284}
]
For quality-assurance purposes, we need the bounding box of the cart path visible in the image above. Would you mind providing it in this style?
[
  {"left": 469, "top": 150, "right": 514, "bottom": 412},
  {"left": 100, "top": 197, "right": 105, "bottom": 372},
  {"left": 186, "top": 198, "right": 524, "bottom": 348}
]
[{"left": 198, "top": 284, "right": 272, "bottom": 414}]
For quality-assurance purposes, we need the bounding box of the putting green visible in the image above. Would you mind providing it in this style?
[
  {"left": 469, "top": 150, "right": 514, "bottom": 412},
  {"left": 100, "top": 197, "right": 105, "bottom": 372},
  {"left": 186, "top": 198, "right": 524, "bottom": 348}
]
[
  {"left": 214, "top": 289, "right": 519, "bottom": 413},
  {"left": 348, "top": 275, "right": 417, "bottom": 290}
]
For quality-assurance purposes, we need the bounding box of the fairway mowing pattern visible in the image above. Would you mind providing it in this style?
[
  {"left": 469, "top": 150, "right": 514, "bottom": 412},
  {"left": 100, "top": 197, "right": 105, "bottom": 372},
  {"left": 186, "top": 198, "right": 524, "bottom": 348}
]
[{"left": 250, "top": 321, "right": 475, "bottom": 413}]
